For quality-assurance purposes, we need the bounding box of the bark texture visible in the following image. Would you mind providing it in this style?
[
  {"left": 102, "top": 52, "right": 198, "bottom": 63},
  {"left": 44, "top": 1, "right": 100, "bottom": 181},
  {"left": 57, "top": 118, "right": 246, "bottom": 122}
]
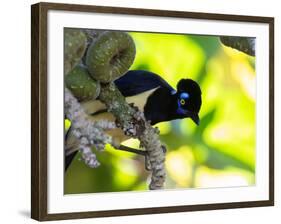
[{"left": 64, "top": 29, "right": 166, "bottom": 189}]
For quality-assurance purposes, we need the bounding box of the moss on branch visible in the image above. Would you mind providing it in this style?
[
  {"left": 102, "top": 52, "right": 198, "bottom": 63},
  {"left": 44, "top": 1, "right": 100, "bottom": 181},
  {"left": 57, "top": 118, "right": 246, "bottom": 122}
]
[
  {"left": 65, "top": 30, "right": 166, "bottom": 190},
  {"left": 64, "top": 29, "right": 87, "bottom": 75},
  {"left": 86, "top": 31, "right": 136, "bottom": 83},
  {"left": 65, "top": 65, "right": 100, "bottom": 101}
]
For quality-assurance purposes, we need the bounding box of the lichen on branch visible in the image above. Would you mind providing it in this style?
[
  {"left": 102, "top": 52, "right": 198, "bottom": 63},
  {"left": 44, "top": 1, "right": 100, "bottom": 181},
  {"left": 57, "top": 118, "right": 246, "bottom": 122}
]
[
  {"left": 99, "top": 83, "right": 166, "bottom": 190},
  {"left": 65, "top": 30, "right": 166, "bottom": 190},
  {"left": 64, "top": 87, "right": 116, "bottom": 168}
]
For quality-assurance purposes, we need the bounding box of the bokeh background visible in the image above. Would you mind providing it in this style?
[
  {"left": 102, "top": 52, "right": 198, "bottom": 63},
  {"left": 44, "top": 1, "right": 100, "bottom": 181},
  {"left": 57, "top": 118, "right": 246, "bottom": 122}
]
[{"left": 65, "top": 31, "right": 256, "bottom": 194}]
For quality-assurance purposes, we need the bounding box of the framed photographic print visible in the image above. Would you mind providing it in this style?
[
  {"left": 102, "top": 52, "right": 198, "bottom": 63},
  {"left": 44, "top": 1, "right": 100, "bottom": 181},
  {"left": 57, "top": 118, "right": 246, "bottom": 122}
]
[{"left": 31, "top": 2, "right": 274, "bottom": 221}]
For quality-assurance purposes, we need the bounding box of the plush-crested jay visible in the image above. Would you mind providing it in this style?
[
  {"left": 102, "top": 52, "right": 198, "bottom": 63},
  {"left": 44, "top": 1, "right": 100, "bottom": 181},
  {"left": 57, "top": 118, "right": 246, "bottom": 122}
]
[{"left": 65, "top": 70, "right": 202, "bottom": 170}]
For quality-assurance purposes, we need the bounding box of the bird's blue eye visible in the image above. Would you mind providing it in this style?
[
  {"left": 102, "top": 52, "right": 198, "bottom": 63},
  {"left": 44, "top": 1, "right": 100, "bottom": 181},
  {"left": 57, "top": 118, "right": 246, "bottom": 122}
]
[
  {"left": 176, "top": 92, "right": 190, "bottom": 115},
  {"left": 180, "top": 92, "right": 189, "bottom": 99}
]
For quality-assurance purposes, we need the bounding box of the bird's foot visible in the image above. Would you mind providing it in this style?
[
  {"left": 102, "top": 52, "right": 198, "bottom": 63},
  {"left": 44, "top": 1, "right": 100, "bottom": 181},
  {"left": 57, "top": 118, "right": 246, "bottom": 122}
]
[
  {"left": 116, "top": 145, "right": 151, "bottom": 171},
  {"left": 116, "top": 144, "right": 166, "bottom": 171},
  {"left": 117, "top": 144, "right": 147, "bottom": 156}
]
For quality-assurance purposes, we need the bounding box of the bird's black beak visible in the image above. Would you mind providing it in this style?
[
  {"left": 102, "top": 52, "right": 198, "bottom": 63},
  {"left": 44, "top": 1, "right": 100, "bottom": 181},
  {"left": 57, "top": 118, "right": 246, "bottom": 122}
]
[{"left": 190, "top": 113, "right": 200, "bottom": 125}]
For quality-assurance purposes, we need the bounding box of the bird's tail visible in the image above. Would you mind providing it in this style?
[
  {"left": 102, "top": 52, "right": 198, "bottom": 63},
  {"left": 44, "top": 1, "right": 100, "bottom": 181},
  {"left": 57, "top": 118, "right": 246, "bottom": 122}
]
[
  {"left": 65, "top": 126, "right": 79, "bottom": 171},
  {"left": 65, "top": 150, "right": 78, "bottom": 171}
]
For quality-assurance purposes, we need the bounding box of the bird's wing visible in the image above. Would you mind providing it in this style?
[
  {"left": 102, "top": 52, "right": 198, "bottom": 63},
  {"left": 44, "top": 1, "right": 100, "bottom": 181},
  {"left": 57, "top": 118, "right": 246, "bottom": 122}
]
[
  {"left": 65, "top": 70, "right": 174, "bottom": 170},
  {"left": 114, "top": 70, "right": 175, "bottom": 97}
]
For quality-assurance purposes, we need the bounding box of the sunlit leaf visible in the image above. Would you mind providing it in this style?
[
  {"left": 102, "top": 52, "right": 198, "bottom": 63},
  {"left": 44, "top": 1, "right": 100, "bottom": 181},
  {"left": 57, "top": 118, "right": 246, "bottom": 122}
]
[
  {"left": 64, "top": 119, "right": 71, "bottom": 132},
  {"left": 195, "top": 165, "right": 254, "bottom": 188},
  {"left": 65, "top": 30, "right": 256, "bottom": 193},
  {"left": 166, "top": 146, "right": 194, "bottom": 187}
]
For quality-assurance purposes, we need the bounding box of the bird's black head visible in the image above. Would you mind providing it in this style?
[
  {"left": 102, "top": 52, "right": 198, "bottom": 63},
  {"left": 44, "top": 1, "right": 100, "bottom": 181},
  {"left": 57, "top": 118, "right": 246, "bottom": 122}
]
[{"left": 172, "top": 79, "right": 202, "bottom": 125}]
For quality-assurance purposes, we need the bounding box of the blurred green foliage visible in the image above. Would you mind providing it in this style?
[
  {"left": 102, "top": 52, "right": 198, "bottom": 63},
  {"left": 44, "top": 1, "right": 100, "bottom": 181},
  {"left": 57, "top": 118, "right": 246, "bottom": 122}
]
[{"left": 65, "top": 31, "right": 256, "bottom": 194}]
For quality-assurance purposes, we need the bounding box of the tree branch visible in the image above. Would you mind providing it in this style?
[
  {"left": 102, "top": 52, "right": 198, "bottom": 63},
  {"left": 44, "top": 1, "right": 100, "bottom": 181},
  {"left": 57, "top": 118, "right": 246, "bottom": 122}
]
[
  {"left": 64, "top": 87, "right": 116, "bottom": 168},
  {"left": 65, "top": 30, "right": 166, "bottom": 190},
  {"left": 64, "top": 29, "right": 87, "bottom": 75},
  {"left": 220, "top": 36, "right": 255, "bottom": 56},
  {"left": 99, "top": 82, "right": 166, "bottom": 190}
]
